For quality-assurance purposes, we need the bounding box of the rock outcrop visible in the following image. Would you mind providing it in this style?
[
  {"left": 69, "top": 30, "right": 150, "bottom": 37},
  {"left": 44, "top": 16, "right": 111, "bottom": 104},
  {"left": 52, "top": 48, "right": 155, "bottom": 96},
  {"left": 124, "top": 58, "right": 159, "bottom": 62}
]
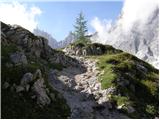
[
  {"left": 10, "top": 52, "right": 28, "bottom": 65},
  {"left": 1, "top": 21, "right": 71, "bottom": 119},
  {"left": 63, "top": 43, "right": 121, "bottom": 56}
]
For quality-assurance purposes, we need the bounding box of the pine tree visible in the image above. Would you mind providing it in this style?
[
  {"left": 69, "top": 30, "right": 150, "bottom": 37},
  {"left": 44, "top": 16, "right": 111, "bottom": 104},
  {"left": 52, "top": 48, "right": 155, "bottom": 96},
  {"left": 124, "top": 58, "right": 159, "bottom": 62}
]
[{"left": 74, "top": 12, "right": 89, "bottom": 44}]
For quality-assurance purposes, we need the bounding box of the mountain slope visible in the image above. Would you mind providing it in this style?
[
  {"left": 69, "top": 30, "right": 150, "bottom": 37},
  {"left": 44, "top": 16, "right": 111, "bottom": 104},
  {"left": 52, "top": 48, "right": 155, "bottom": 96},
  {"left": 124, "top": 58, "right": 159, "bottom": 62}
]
[
  {"left": 1, "top": 21, "right": 83, "bottom": 118},
  {"left": 1, "top": 21, "right": 159, "bottom": 119},
  {"left": 63, "top": 42, "right": 159, "bottom": 118}
]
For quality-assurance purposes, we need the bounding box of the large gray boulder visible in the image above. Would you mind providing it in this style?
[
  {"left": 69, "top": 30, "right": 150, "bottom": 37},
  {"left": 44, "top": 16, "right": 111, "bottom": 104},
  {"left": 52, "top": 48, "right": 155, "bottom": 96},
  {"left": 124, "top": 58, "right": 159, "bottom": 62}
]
[
  {"left": 10, "top": 52, "right": 28, "bottom": 65},
  {"left": 33, "top": 78, "right": 51, "bottom": 106},
  {"left": 21, "top": 73, "right": 33, "bottom": 86}
]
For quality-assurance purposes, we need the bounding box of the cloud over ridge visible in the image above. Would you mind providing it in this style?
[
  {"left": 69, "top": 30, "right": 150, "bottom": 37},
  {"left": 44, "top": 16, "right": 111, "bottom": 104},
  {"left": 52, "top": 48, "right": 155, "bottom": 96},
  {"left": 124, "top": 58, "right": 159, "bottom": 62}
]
[
  {"left": 90, "top": 0, "right": 159, "bottom": 68},
  {"left": 0, "top": 2, "right": 42, "bottom": 31}
]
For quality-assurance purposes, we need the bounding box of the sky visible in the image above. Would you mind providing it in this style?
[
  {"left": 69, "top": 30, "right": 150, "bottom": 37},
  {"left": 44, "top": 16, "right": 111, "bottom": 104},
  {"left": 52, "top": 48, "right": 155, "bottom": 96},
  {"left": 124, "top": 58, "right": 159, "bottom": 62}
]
[{"left": 0, "top": 1, "right": 123, "bottom": 41}]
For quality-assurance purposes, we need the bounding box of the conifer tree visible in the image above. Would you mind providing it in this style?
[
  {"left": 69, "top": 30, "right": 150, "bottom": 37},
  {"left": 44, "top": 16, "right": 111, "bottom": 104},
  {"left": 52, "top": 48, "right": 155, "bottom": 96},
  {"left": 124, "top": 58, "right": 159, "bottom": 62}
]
[{"left": 74, "top": 12, "right": 88, "bottom": 42}]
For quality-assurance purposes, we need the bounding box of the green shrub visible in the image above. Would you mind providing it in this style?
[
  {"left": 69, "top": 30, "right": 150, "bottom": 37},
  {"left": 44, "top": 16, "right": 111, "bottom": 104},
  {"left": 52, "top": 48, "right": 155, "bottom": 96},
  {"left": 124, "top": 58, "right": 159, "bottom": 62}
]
[{"left": 146, "top": 105, "right": 156, "bottom": 116}]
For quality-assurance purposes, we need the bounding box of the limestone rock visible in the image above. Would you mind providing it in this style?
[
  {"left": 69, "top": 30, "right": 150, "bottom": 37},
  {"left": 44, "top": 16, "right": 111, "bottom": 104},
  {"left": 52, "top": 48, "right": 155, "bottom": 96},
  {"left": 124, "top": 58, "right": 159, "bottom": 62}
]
[
  {"left": 33, "top": 78, "right": 51, "bottom": 106},
  {"left": 33, "top": 69, "right": 42, "bottom": 80},
  {"left": 10, "top": 52, "right": 28, "bottom": 65},
  {"left": 21, "top": 73, "right": 33, "bottom": 86},
  {"left": 16, "top": 86, "right": 25, "bottom": 93},
  {"left": 126, "top": 106, "right": 135, "bottom": 113},
  {"left": 3, "top": 82, "right": 10, "bottom": 89}
]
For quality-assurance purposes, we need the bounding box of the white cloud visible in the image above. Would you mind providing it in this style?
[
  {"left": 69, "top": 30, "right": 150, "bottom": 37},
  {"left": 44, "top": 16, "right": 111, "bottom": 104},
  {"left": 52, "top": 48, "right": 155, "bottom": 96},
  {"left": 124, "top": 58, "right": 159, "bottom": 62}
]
[
  {"left": 90, "top": 0, "right": 159, "bottom": 41},
  {"left": 0, "top": 2, "right": 42, "bottom": 32},
  {"left": 121, "top": 0, "right": 159, "bottom": 32},
  {"left": 90, "top": 17, "right": 112, "bottom": 43}
]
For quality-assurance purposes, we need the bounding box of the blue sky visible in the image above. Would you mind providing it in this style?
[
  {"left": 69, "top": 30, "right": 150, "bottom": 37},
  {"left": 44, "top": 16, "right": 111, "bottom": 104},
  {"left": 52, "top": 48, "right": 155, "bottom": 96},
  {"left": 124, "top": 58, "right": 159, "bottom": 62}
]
[
  {"left": 0, "top": 1, "right": 123, "bottom": 41},
  {"left": 32, "top": 1, "right": 123, "bottom": 41}
]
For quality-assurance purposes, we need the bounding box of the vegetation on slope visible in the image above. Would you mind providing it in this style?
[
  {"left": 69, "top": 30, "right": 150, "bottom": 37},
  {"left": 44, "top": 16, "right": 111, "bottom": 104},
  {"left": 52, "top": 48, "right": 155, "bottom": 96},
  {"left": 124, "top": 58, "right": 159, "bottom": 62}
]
[
  {"left": 95, "top": 51, "right": 159, "bottom": 118},
  {"left": 65, "top": 42, "right": 158, "bottom": 118}
]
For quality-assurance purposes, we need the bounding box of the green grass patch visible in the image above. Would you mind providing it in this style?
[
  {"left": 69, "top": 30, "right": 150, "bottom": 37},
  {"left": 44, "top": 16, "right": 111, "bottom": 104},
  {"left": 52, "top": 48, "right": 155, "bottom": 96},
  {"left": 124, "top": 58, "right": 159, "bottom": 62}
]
[{"left": 94, "top": 50, "right": 159, "bottom": 118}]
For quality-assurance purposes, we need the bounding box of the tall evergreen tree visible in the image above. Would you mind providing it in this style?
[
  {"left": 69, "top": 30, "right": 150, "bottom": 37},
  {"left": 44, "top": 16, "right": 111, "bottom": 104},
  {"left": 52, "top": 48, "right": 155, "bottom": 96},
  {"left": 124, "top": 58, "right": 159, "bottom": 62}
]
[{"left": 74, "top": 12, "right": 88, "bottom": 42}]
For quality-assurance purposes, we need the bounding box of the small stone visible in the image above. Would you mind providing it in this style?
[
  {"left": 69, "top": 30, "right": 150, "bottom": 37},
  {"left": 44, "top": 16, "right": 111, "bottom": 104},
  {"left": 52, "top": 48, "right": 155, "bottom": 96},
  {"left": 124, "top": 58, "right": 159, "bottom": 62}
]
[
  {"left": 26, "top": 84, "right": 30, "bottom": 92},
  {"left": 5, "top": 63, "right": 13, "bottom": 68},
  {"left": 117, "top": 104, "right": 125, "bottom": 109},
  {"left": 16, "top": 86, "right": 25, "bottom": 93},
  {"left": 3, "top": 82, "right": 10, "bottom": 89},
  {"left": 34, "top": 69, "right": 42, "bottom": 79},
  {"left": 126, "top": 106, "right": 135, "bottom": 113},
  {"left": 31, "top": 95, "right": 36, "bottom": 99}
]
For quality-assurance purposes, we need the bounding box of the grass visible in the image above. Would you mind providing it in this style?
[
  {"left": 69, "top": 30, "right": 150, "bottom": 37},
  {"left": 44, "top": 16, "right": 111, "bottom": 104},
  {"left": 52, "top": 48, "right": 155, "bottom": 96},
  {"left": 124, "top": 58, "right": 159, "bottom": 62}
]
[
  {"left": 1, "top": 44, "right": 19, "bottom": 63},
  {"left": 110, "top": 95, "right": 130, "bottom": 107},
  {"left": 93, "top": 50, "right": 159, "bottom": 118}
]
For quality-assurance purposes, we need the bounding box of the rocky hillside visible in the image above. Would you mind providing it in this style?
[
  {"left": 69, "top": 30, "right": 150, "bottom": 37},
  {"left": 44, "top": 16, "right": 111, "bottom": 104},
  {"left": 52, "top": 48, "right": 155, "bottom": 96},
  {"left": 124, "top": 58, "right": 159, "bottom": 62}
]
[
  {"left": 63, "top": 42, "right": 159, "bottom": 118},
  {"left": 1, "top": 21, "right": 159, "bottom": 119},
  {"left": 1, "top": 21, "right": 83, "bottom": 118}
]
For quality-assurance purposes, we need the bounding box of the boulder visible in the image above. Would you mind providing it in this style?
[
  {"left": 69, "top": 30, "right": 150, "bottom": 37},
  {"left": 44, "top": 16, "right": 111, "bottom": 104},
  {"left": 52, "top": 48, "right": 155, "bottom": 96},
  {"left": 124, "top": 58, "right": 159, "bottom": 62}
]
[
  {"left": 33, "top": 78, "right": 51, "bottom": 106},
  {"left": 33, "top": 69, "right": 42, "bottom": 80},
  {"left": 3, "top": 82, "right": 10, "bottom": 89},
  {"left": 106, "top": 87, "right": 116, "bottom": 95},
  {"left": 10, "top": 52, "right": 28, "bottom": 65},
  {"left": 76, "top": 49, "right": 82, "bottom": 56},
  {"left": 16, "top": 86, "right": 25, "bottom": 93},
  {"left": 21, "top": 73, "right": 33, "bottom": 86},
  {"left": 126, "top": 106, "right": 135, "bottom": 113}
]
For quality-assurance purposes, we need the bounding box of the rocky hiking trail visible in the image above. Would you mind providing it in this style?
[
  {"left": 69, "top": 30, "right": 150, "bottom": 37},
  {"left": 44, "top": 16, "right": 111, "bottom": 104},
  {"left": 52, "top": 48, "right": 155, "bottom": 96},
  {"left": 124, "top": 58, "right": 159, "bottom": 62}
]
[{"left": 49, "top": 55, "right": 128, "bottom": 118}]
